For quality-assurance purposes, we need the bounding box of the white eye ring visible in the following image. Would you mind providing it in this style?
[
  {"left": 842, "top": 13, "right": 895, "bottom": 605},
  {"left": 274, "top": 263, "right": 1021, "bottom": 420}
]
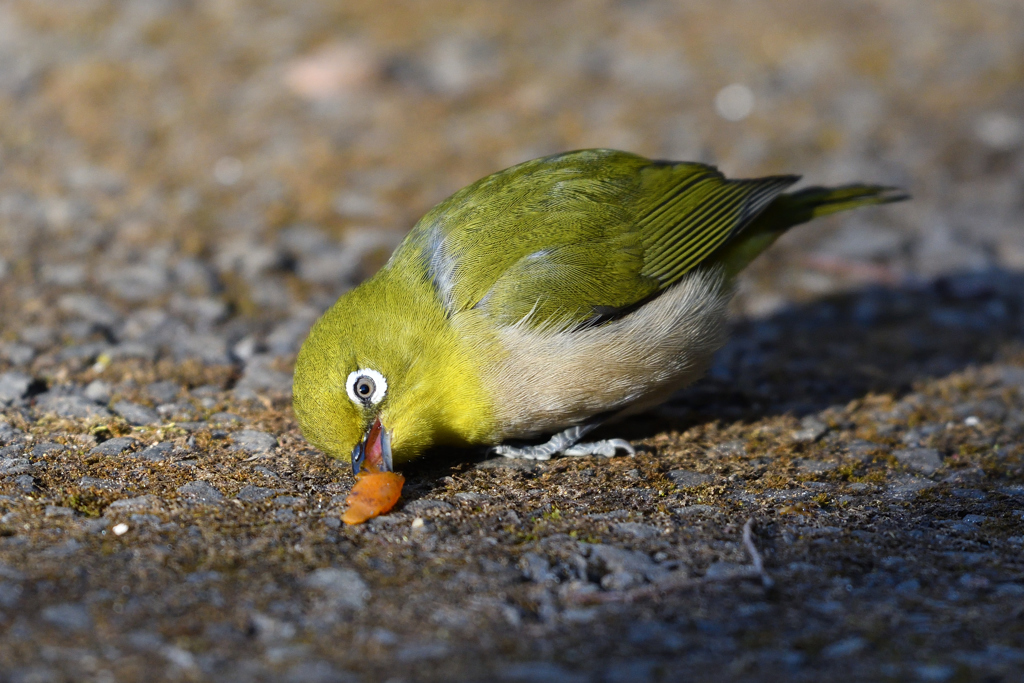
[{"left": 346, "top": 368, "right": 387, "bottom": 406}]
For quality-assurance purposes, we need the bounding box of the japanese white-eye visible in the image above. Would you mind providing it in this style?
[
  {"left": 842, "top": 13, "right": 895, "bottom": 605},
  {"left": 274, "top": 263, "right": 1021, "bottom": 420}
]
[{"left": 293, "top": 149, "right": 906, "bottom": 472}]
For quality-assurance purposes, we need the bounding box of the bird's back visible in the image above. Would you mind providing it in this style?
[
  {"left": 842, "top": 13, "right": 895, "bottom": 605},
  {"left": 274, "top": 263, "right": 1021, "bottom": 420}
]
[{"left": 389, "top": 149, "right": 798, "bottom": 332}]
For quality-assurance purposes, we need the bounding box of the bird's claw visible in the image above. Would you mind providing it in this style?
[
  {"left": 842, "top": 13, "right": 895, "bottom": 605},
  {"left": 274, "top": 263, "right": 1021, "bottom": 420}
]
[
  {"left": 563, "top": 439, "right": 636, "bottom": 457},
  {"left": 490, "top": 444, "right": 554, "bottom": 460},
  {"left": 490, "top": 427, "right": 634, "bottom": 460}
]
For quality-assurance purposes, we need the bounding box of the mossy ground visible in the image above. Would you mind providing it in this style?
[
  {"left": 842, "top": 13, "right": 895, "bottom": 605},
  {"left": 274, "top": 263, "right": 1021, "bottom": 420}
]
[{"left": 2, "top": 284, "right": 1023, "bottom": 682}]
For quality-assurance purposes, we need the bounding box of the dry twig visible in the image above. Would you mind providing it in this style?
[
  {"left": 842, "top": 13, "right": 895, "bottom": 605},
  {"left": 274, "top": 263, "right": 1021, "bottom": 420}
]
[
  {"left": 565, "top": 517, "right": 772, "bottom": 605},
  {"left": 742, "top": 517, "right": 773, "bottom": 589}
]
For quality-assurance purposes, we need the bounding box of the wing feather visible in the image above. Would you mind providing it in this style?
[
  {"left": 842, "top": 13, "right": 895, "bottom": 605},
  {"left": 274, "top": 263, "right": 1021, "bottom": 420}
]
[{"left": 389, "top": 149, "right": 796, "bottom": 330}]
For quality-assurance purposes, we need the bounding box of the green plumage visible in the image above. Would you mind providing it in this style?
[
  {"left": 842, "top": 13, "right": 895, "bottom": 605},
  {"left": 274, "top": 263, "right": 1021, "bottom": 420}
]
[
  {"left": 293, "top": 148, "right": 908, "bottom": 467},
  {"left": 390, "top": 149, "right": 905, "bottom": 331}
]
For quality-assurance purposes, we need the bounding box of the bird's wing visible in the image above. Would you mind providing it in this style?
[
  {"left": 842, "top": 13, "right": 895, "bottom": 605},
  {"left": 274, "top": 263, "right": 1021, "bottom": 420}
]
[{"left": 391, "top": 149, "right": 797, "bottom": 330}]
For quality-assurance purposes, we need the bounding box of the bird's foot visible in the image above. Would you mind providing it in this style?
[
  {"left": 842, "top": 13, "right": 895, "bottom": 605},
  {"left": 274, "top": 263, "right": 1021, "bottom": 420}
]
[
  {"left": 490, "top": 424, "right": 634, "bottom": 460},
  {"left": 490, "top": 442, "right": 558, "bottom": 460},
  {"left": 563, "top": 439, "right": 635, "bottom": 457}
]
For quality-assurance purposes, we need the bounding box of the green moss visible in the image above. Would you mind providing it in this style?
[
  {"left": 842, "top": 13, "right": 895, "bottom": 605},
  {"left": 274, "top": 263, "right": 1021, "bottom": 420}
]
[{"left": 63, "top": 492, "right": 107, "bottom": 517}]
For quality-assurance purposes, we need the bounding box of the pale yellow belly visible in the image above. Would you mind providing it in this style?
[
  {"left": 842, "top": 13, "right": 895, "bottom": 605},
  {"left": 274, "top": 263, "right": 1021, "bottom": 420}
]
[{"left": 478, "top": 268, "right": 731, "bottom": 440}]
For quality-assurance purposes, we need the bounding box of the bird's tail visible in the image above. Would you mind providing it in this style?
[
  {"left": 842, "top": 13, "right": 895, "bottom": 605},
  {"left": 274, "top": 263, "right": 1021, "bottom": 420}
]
[
  {"left": 713, "top": 183, "right": 909, "bottom": 279},
  {"left": 774, "top": 184, "right": 910, "bottom": 223}
]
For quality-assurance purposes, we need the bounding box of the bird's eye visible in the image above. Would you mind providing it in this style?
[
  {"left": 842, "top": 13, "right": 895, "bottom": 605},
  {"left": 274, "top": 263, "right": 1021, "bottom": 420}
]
[
  {"left": 346, "top": 368, "right": 387, "bottom": 406},
  {"left": 355, "top": 376, "right": 375, "bottom": 397}
]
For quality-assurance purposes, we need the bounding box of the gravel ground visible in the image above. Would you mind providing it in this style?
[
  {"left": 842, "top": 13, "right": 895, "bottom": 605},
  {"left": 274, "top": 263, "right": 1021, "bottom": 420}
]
[{"left": 1, "top": 1, "right": 1023, "bottom": 681}]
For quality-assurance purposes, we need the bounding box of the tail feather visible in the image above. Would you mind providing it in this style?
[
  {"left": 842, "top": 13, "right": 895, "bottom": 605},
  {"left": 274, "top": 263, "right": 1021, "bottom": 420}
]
[
  {"left": 778, "top": 184, "right": 910, "bottom": 222},
  {"left": 712, "top": 184, "right": 909, "bottom": 279}
]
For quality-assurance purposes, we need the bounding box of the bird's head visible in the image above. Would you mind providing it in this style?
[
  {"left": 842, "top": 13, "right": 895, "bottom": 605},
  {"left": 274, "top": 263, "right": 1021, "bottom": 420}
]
[
  {"left": 292, "top": 274, "right": 489, "bottom": 473},
  {"left": 292, "top": 282, "right": 407, "bottom": 474}
]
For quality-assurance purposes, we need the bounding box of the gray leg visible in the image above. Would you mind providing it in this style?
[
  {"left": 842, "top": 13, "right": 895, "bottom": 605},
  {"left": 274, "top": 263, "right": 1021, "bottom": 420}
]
[
  {"left": 491, "top": 424, "right": 634, "bottom": 461},
  {"left": 564, "top": 439, "right": 635, "bottom": 457}
]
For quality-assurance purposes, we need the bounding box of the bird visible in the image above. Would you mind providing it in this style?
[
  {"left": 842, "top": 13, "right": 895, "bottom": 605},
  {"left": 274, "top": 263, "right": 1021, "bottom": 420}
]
[{"left": 292, "top": 149, "right": 906, "bottom": 473}]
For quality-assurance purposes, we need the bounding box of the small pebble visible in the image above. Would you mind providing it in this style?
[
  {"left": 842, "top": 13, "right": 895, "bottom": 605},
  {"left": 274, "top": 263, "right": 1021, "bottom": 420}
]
[
  {"left": 82, "top": 380, "right": 111, "bottom": 404},
  {"left": 892, "top": 448, "right": 944, "bottom": 475},
  {"left": 0, "top": 372, "right": 33, "bottom": 405},
  {"left": 78, "top": 476, "right": 121, "bottom": 491},
  {"left": 792, "top": 416, "right": 829, "bottom": 443},
  {"left": 794, "top": 459, "right": 838, "bottom": 474},
  {"left": 137, "top": 442, "right": 173, "bottom": 462},
  {"left": 0, "top": 458, "right": 31, "bottom": 475},
  {"left": 105, "top": 495, "right": 163, "bottom": 513},
  {"left": 90, "top": 437, "right": 138, "bottom": 457},
  {"left": 613, "top": 522, "right": 662, "bottom": 539},
  {"left": 229, "top": 430, "right": 278, "bottom": 454},
  {"left": 673, "top": 504, "right": 716, "bottom": 516},
  {"left": 36, "top": 394, "right": 112, "bottom": 420},
  {"left": 667, "top": 469, "right": 715, "bottom": 487},
  {"left": 146, "top": 381, "right": 181, "bottom": 404},
  {"left": 302, "top": 567, "right": 369, "bottom": 610},
  {"left": 846, "top": 440, "right": 887, "bottom": 462},
  {"left": 452, "top": 491, "right": 492, "bottom": 504},
  {"left": 0, "top": 343, "right": 34, "bottom": 366},
  {"left": 11, "top": 474, "right": 36, "bottom": 493},
  {"left": 236, "top": 485, "right": 281, "bottom": 502},
  {"left": 176, "top": 480, "right": 225, "bottom": 503},
  {"left": 31, "top": 442, "right": 64, "bottom": 459},
  {"left": 41, "top": 603, "right": 93, "bottom": 632},
  {"left": 112, "top": 401, "right": 160, "bottom": 426},
  {"left": 402, "top": 499, "right": 455, "bottom": 515},
  {"left": 822, "top": 637, "right": 868, "bottom": 658},
  {"left": 157, "top": 402, "right": 196, "bottom": 421}
]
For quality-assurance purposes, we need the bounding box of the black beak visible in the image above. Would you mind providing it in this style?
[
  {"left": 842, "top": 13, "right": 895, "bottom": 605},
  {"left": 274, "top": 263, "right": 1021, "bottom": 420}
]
[{"left": 350, "top": 441, "right": 366, "bottom": 475}]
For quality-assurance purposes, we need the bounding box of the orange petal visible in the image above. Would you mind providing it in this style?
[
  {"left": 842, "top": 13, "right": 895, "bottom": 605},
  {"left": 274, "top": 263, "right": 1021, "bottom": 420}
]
[{"left": 341, "top": 472, "right": 405, "bottom": 525}]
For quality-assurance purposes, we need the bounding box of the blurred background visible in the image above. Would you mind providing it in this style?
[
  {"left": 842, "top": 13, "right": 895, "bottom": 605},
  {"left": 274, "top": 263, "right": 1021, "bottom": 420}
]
[{"left": 0, "top": 0, "right": 1022, "bottom": 370}]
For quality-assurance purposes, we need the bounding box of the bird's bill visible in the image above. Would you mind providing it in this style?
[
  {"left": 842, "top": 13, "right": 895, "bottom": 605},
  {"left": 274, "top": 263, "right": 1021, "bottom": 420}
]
[{"left": 351, "top": 416, "right": 393, "bottom": 475}]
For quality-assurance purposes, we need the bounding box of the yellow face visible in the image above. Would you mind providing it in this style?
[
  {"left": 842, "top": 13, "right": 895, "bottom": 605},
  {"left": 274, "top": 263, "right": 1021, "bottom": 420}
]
[
  {"left": 291, "top": 280, "right": 393, "bottom": 469},
  {"left": 293, "top": 357, "right": 391, "bottom": 471},
  {"left": 291, "top": 277, "right": 446, "bottom": 471},
  {"left": 292, "top": 300, "right": 404, "bottom": 472},
  {"left": 292, "top": 270, "right": 499, "bottom": 470}
]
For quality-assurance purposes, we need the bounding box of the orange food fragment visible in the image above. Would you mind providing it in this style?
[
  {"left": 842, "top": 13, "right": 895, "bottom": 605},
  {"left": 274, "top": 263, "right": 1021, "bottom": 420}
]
[{"left": 341, "top": 472, "right": 405, "bottom": 525}]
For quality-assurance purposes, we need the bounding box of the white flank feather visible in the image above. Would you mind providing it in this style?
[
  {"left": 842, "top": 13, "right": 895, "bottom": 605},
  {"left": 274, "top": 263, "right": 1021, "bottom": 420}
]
[{"left": 476, "top": 268, "right": 731, "bottom": 439}]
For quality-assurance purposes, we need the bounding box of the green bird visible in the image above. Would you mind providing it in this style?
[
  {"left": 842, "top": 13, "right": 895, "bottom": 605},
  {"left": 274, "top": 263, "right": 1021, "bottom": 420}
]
[{"left": 293, "top": 149, "right": 906, "bottom": 473}]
